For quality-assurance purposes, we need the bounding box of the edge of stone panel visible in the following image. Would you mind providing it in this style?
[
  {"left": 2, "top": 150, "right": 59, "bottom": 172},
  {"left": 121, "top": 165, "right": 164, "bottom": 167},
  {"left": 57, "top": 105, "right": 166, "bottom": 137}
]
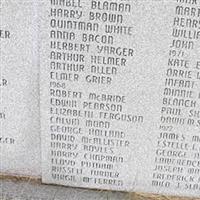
[
  {"left": 0, "top": 174, "right": 41, "bottom": 184},
  {"left": 129, "top": 193, "right": 200, "bottom": 200},
  {"left": 0, "top": 175, "right": 200, "bottom": 200}
]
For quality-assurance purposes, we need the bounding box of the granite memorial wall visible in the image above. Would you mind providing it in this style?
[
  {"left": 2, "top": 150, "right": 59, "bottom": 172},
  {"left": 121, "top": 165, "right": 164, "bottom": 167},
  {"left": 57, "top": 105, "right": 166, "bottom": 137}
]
[
  {"left": 0, "top": 0, "right": 40, "bottom": 177},
  {"left": 1, "top": 0, "right": 200, "bottom": 198}
]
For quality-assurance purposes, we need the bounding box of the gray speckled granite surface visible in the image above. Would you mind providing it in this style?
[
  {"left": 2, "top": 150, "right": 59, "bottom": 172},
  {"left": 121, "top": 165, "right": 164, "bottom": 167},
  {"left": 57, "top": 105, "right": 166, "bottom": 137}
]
[{"left": 0, "top": 179, "right": 128, "bottom": 200}]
